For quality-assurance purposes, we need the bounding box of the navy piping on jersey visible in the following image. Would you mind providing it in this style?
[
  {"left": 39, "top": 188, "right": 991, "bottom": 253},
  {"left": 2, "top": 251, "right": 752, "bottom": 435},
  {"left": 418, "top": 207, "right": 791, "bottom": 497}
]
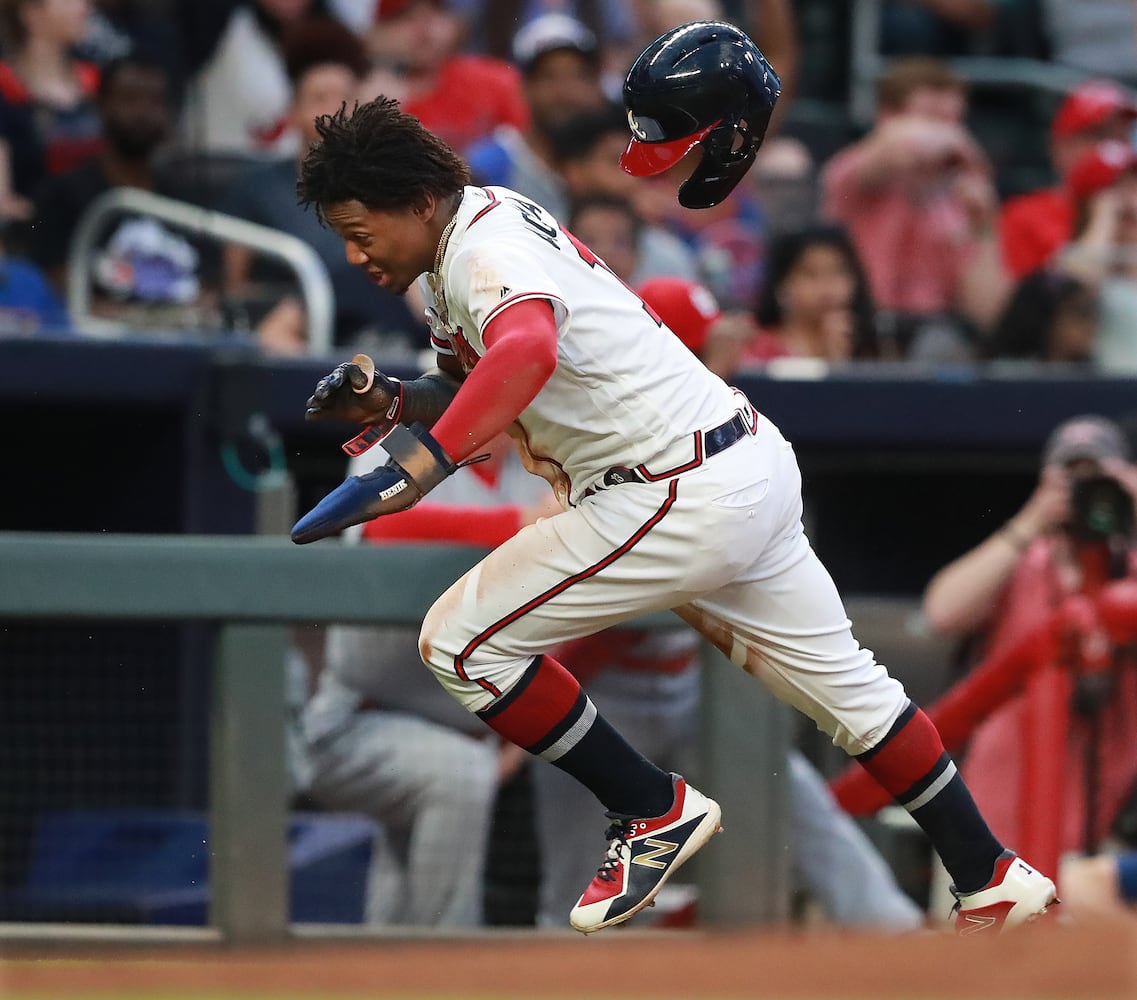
[{"left": 452, "top": 479, "right": 681, "bottom": 696}]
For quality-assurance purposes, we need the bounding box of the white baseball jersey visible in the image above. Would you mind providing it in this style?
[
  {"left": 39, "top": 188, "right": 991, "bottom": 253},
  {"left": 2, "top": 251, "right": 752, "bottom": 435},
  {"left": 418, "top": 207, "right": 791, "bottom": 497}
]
[
  {"left": 418, "top": 185, "right": 739, "bottom": 503},
  {"left": 409, "top": 184, "right": 908, "bottom": 763}
]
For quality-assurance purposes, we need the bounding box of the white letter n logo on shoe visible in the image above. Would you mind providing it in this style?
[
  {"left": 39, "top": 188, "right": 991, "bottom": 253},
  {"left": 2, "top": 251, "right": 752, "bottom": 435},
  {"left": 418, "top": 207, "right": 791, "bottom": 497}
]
[
  {"left": 961, "top": 913, "right": 999, "bottom": 935},
  {"left": 631, "top": 838, "right": 678, "bottom": 869}
]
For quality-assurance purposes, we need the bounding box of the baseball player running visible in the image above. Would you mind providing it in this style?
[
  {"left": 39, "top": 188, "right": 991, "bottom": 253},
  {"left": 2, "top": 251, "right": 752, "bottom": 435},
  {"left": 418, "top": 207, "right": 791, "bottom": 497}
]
[{"left": 290, "top": 22, "right": 1056, "bottom": 934}]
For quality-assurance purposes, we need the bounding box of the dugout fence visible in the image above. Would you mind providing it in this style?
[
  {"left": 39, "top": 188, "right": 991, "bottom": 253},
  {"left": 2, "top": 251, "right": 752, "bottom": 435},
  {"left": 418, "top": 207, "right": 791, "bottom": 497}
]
[{"left": 0, "top": 532, "right": 792, "bottom": 944}]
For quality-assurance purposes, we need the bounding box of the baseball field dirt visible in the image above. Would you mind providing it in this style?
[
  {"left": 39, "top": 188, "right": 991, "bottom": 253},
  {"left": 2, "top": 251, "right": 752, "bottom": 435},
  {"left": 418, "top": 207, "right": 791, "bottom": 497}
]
[{"left": 3, "top": 921, "right": 1136, "bottom": 999}]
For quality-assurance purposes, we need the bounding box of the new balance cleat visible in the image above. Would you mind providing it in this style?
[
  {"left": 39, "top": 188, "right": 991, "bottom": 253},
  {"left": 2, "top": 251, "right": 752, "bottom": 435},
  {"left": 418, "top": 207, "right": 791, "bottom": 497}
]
[
  {"left": 951, "top": 851, "right": 1058, "bottom": 935},
  {"left": 569, "top": 774, "right": 722, "bottom": 934}
]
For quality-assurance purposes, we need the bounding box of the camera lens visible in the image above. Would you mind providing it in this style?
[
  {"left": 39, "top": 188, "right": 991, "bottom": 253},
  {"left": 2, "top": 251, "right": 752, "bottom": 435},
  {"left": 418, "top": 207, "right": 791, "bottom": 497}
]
[{"left": 1070, "top": 474, "right": 1135, "bottom": 540}]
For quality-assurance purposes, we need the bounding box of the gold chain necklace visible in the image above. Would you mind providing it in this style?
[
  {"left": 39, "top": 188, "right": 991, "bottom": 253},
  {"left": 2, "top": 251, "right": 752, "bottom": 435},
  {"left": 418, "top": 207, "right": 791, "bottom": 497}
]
[{"left": 432, "top": 212, "right": 458, "bottom": 277}]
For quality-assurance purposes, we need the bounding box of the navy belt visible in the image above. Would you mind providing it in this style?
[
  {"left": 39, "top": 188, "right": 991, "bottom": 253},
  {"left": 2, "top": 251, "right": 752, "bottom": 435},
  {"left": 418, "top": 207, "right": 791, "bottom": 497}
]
[
  {"left": 588, "top": 411, "right": 751, "bottom": 494},
  {"left": 704, "top": 411, "right": 749, "bottom": 457}
]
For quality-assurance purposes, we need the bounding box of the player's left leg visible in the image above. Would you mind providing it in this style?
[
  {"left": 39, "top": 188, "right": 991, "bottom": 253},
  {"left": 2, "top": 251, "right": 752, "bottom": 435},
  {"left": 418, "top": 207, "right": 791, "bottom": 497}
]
[
  {"left": 679, "top": 420, "right": 1055, "bottom": 933},
  {"left": 688, "top": 530, "right": 1057, "bottom": 933}
]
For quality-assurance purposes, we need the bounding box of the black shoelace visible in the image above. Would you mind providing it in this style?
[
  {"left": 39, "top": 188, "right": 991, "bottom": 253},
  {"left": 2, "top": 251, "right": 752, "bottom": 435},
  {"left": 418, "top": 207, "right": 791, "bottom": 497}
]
[{"left": 596, "top": 812, "right": 636, "bottom": 882}]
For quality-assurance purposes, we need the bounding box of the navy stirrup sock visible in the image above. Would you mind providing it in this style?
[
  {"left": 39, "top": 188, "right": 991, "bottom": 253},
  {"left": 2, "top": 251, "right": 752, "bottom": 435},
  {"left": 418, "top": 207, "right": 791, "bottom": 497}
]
[
  {"left": 855, "top": 703, "right": 1004, "bottom": 893},
  {"left": 477, "top": 655, "right": 674, "bottom": 817}
]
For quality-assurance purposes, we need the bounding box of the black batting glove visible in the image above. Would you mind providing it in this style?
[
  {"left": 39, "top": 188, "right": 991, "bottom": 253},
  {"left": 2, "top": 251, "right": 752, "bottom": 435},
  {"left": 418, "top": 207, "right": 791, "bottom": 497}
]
[{"left": 305, "top": 354, "right": 403, "bottom": 427}]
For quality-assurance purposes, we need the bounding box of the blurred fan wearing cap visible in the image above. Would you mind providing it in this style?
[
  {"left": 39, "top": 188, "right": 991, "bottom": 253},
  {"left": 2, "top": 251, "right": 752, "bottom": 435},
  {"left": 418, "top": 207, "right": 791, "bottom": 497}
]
[
  {"left": 1043, "top": 414, "right": 1132, "bottom": 470},
  {"left": 465, "top": 13, "right": 605, "bottom": 214},
  {"left": 1061, "top": 140, "right": 1137, "bottom": 278},
  {"left": 359, "top": 0, "right": 528, "bottom": 155},
  {"left": 1066, "top": 140, "right": 1137, "bottom": 203},
  {"left": 1056, "top": 139, "right": 1137, "bottom": 372},
  {"left": 1000, "top": 79, "right": 1137, "bottom": 280},
  {"left": 635, "top": 274, "right": 757, "bottom": 379}
]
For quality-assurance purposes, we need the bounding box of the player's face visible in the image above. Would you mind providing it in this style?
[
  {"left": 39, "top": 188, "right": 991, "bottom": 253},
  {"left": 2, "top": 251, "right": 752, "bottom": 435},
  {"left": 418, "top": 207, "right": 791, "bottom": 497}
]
[{"left": 323, "top": 199, "right": 437, "bottom": 295}]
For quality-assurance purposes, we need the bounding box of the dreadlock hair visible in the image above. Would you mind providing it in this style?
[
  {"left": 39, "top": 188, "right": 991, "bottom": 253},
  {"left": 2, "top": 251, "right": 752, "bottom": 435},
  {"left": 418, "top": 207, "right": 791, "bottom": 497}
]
[{"left": 298, "top": 97, "right": 472, "bottom": 221}]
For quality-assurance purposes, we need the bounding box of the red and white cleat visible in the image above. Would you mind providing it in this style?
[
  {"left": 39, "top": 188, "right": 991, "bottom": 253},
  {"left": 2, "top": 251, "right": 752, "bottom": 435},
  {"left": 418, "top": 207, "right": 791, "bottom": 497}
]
[
  {"left": 951, "top": 852, "right": 1058, "bottom": 935},
  {"left": 569, "top": 774, "right": 722, "bottom": 934}
]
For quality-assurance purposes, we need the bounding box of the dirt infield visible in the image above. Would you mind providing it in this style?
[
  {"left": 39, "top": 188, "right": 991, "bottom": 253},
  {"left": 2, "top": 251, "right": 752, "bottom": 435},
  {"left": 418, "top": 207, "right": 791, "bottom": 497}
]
[{"left": 4, "top": 922, "right": 1137, "bottom": 999}]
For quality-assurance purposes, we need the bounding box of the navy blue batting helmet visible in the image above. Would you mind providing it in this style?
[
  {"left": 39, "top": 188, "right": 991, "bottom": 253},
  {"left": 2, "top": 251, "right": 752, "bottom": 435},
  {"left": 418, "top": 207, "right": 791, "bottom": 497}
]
[{"left": 621, "top": 21, "right": 781, "bottom": 209}]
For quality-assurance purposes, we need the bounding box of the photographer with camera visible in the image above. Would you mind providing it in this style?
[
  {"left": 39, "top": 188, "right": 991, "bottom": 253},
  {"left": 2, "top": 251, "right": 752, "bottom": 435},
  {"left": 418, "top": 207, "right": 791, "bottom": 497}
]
[{"left": 922, "top": 414, "right": 1137, "bottom": 861}]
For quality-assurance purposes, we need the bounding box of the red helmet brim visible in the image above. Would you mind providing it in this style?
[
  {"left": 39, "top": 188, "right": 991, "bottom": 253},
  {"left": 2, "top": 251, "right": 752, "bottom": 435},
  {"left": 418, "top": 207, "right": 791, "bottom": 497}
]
[{"left": 619, "top": 123, "right": 716, "bottom": 177}]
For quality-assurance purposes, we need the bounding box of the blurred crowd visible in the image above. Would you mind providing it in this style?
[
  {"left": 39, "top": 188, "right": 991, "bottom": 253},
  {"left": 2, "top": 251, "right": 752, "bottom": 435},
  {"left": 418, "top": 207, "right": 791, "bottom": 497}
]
[
  {"left": 0, "top": 0, "right": 1135, "bottom": 375},
  {"left": 6, "top": 0, "right": 1137, "bottom": 934}
]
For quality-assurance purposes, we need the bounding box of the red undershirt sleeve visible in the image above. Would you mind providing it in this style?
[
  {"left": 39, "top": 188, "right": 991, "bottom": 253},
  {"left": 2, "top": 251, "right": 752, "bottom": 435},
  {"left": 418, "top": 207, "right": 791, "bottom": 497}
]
[{"left": 428, "top": 299, "right": 559, "bottom": 462}]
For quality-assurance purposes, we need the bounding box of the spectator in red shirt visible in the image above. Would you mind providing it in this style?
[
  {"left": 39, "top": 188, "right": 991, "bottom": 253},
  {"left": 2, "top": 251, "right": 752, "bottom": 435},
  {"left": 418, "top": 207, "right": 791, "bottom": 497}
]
[
  {"left": 820, "top": 58, "right": 1007, "bottom": 345},
  {"left": 1000, "top": 80, "right": 1137, "bottom": 281},
  {"left": 360, "top": 0, "right": 528, "bottom": 156}
]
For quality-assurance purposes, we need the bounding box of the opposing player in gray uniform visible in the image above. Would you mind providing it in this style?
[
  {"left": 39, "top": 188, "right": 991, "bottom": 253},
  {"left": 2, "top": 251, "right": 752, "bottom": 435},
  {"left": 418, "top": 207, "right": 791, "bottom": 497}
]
[
  {"left": 289, "top": 22, "right": 1056, "bottom": 935},
  {"left": 302, "top": 547, "right": 499, "bottom": 925},
  {"left": 303, "top": 646, "right": 499, "bottom": 926}
]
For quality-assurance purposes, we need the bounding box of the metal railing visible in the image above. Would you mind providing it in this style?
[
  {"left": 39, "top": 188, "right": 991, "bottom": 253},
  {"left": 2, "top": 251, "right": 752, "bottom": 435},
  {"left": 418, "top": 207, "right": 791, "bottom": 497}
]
[
  {"left": 848, "top": 0, "right": 1137, "bottom": 124},
  {"left": 0, "top": 532, "right": 791, "bottom": 943},
  {"left": 66, "top": 188, "right": 335, "bottom": 354}
]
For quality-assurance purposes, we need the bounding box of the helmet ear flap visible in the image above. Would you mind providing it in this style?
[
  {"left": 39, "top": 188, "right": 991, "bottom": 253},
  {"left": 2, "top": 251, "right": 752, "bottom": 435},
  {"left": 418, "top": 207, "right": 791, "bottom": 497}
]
[{"left": 676, "top": 116, "right": 757, "bottom": 209}]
